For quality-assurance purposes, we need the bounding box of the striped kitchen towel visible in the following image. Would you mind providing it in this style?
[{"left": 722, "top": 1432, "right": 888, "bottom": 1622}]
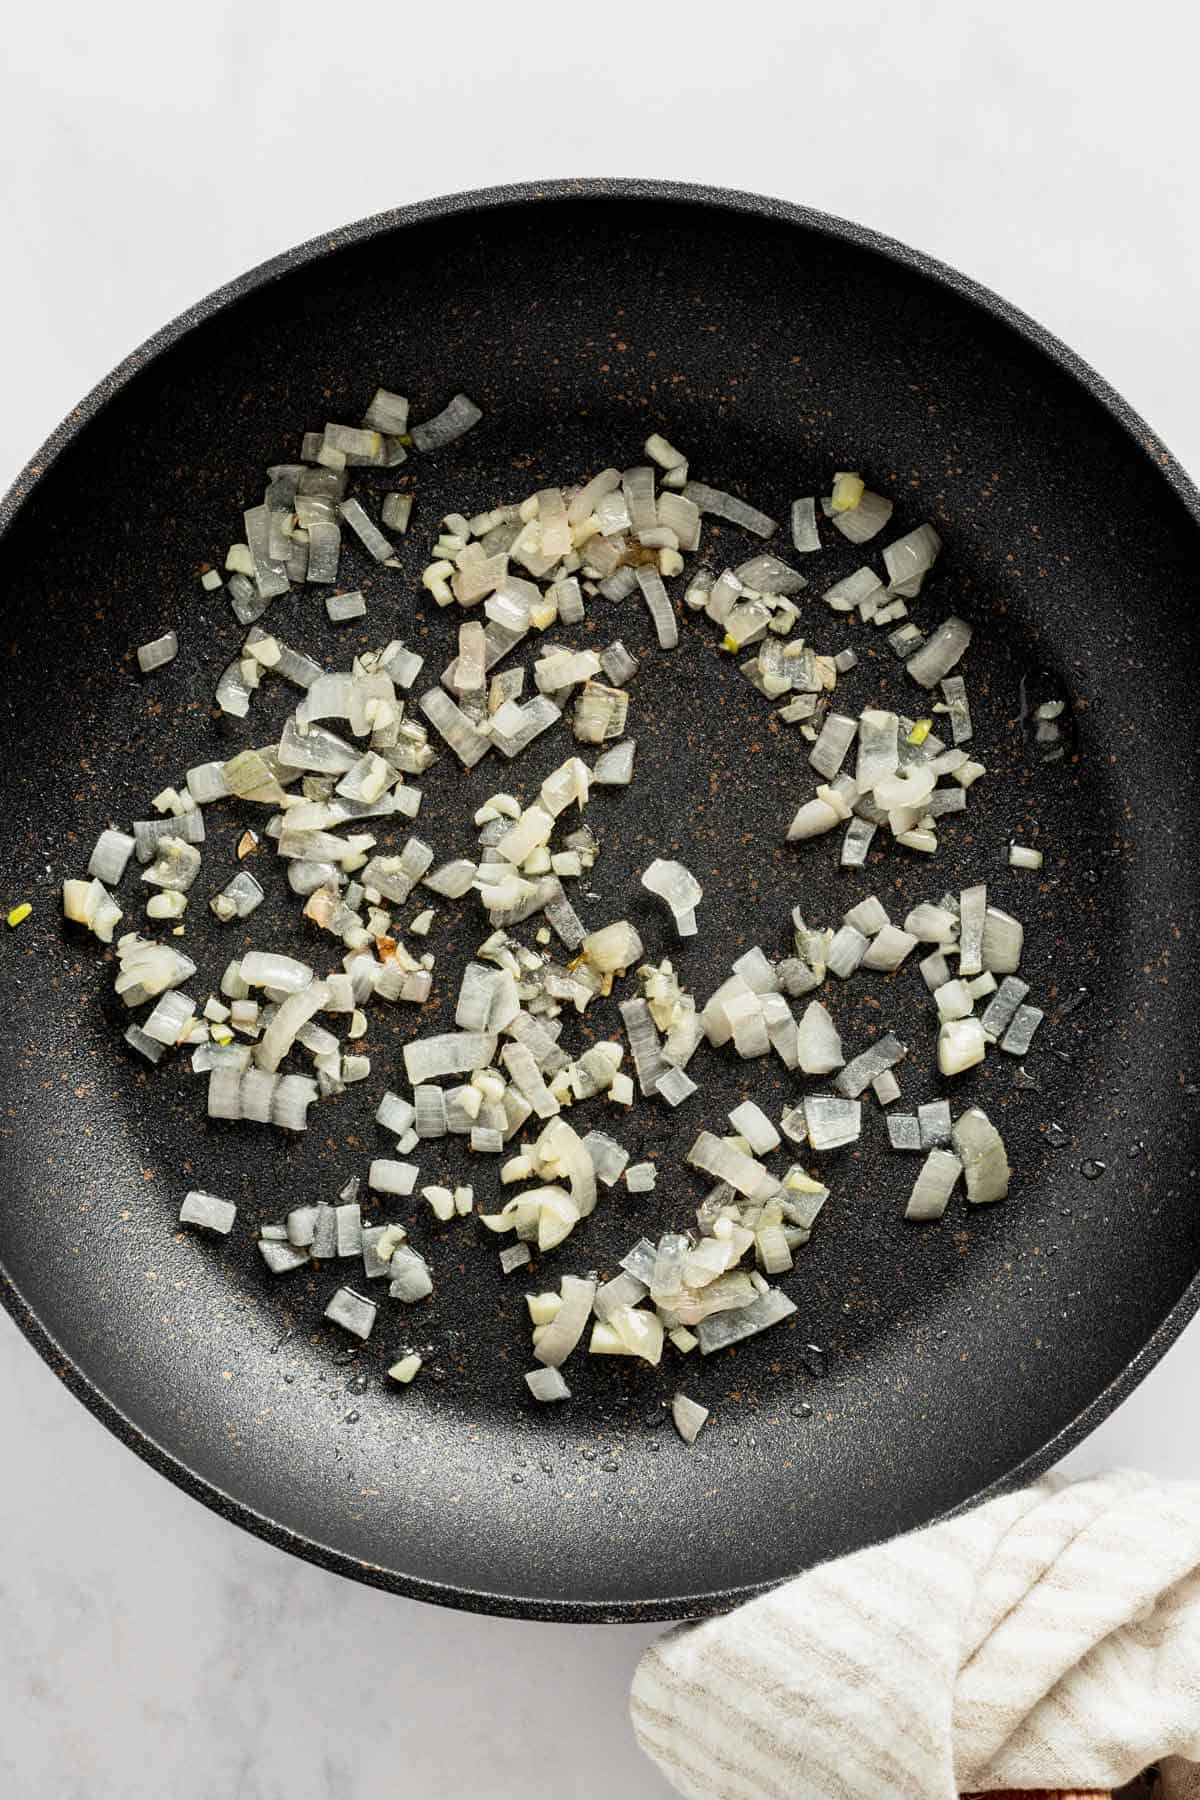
[{"left": 631, "top": 1470, "right": 1200, "bottom": 1799}]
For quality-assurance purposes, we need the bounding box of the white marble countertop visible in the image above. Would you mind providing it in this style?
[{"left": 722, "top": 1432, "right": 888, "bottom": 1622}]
[{"left": 3, "top": 5, "right": 1198, "bottom": 1796}]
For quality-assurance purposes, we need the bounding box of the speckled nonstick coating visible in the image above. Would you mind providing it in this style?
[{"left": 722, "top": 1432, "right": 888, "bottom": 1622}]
[{"left": 1, "top": 180, "right": 1198, "bottom": 1623}]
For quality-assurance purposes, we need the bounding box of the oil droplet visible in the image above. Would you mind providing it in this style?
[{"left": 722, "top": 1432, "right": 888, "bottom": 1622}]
[
  {"left": 344, "top": 1411, "right": 360, "bottom": 1424},
  {"left": 1046, "top": 1122, "right": 1068, "bottom": 1148},
  {"left": 1081, "top": 1159, "right": 1107, "bottom": 1180},
  {"left": 511, "top": 1472, "right": 525, "bottom": 1486},
  {"left": 791, "top": 1401, "right": 813, "bottom": 1418},
  {"left": 580, "top": 1446, "right": 596, "bottom": 1462},
  {"left": 600, "top": 1458, "right": 619, "bottom": 1474}
]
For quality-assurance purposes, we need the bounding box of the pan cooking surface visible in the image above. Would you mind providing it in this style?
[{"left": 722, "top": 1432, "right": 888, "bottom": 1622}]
[{"left": 1, "top": 182, "right": 1198, "bottom": 1619}]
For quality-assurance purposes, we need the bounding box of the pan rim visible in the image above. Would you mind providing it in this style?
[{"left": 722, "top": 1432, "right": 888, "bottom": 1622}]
[{"left": 2, "top": 175, "right": 1198, "bottom": 1624}]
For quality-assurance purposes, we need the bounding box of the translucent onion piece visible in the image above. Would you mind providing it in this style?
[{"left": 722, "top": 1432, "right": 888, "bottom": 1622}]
[
  {"left": 982, "top": 907, "right": 1024, "bottom": 974},
  {"left": 951, "top": 1107, "right": 1011, "bottom": 1204},
  {"left": 125, "top": 1024, "right": 165, "bottom": 1063},
  {"left": 934, "top": 978, "right": 974, "bottom": 1021},
  {"left": 533, "top": 1275, "right": 597, "bottom": 1368},
  {"left": 322, "top": 423, "right": 385, "bottom": 466},
  {"left": 641, "top": 859, "right": 702, "bottom": 936},
  {"left": 418, "top": 687, "right": 490, "bottom": 767},
  {"left": 582, "top": 1130, "right": 630, "bottom": 1187},
  {"left": 260, "top": 1241, "right": 310, "bottom": 1273},
  {"left": 980, "top": 975, "right": 1030, "bottom": 1040},
  {"left": 635, "top": 566, "right": 679, "bottom": 650},
  {"left": 138, "top": 990, "right": 193, "bottom": 1051},
  {"left": 906, "top": 1148, "right": 963, "bottom": 1220},
  {"left": 832, "top": 489, "right": 893, "bottom": 544},
  {"left": 941, "top": 674, "right": 973, "bottom": 744},
  {"left": 180, "top": 1191, "right": 236, "bottom": 1234},
  {"left": 137, "top": 631, "right": 179, "bottom": 673},
  {"left": 88, "top": 828, "right": 136, "bottom": 885},
  {"left": 593, "top": 1271, "right": 650, "bottom": 1321},
  {"left": 822, "top": 567, "right": 884, "bottom": 614},
  {"left": 684, "top": 481, "right": 777, "bottom": 538},
  {"left": 686, "top": 1131, "right": 779, "bottom": 1202},
  {"left": 581, "top": 920, "right": 643, "bottom": 975},
  {"left": 240, "top": 951, "right": 313, "bottom": 993},
  {"left": 1000, "top": 1003, "right": 1044, "bottom": 1055},
  {"left": 223, "top": 747, "right": 286, "bottom": 804},
  {"left": 362, "top": 388, "right": 409, "bottom": 434},
  {"left": 795, "top": 1001, "right": 844, "bottom": 1074},
  {"left": 937, "top": 1016, "right": 987, "bottom": 1075},
  {"left": 736, "top": 552, "right": 806, "bottom": 597},
  {"left": 525, "top": 1367, "right": 571, "bottom": 1402},
  {"left": 403, "top": 1032, "right": 497, "bottom": 1084},
  {"left": 257, "top": 980, "right": 329, "bottom": 1074},
  {"left": 279, "top": 716, "right": 358, "bottom": 775},
  {"left": 568, "top": 466, "right": 621, "bottom": 526},
  {"left": 389, "top": 1246, "right": 433, "bottom": 1302},
  {"left": 490, "top": 695, "right": 562, "bottom": 758},
  {"left": 842, "top": 896, "right": 888, "bottom": 937},
  {"left": 957, "top": 883, "right": 988, "bottom": 977},
  {"left": 654, "top": 1065, "right": 696, "bottom": 1106},
  {"left": 809, "top": 713, "right": 857, "bottom": 779},
  {"left": 906, "top": 615, "right": 973, "bottom": 688},
  {"left": 207, "top": 1067, "right": 242, "bottom": 1120},
  {"left": 369, "top": 1159, "right": 418, "bottom": 1196},
  {"left": 856, "top": 709, "right": 900, "bottom": 791},
  {"left": 887, "top": 1113, "right": 922, "bottom": 1151},
  {"left": 790, "top": 497, "right": 821, "bottom": 553},
  {"left": 381, "top": 493, "right": 413, "bottom": 535},
  {"left": 834, "top": 1033, "right": 906, "bottom": 1098},
  {"left": 243, "top": 503, "right": 290, "bottom": 600},
  {"left": 873, "top": 766, "right": 936, "bottom": 812},
  {"left": 210, "top": 870, "right": 263, "bottom": 921},
  {"left": 803, "top": 1096, "right": 861, "bottom": 1151},
  {"left": 826, "top": 924, "right": 869, "bottom": 979},
  {"left": 905, "top": 902, "right": 960, "bottom": 943},
  {"left": 861, "top": 925, "right": 918, "bottom": 971},
  {"left": 326, "top": 590, "right": 367, "bottom": 623},
  {"left": 590, "top": 1304, "right": 664, "bottom": 1364},
  {"left": 324, "top": 1288, "right": 377, "bottom": 1340},
  {"left": 304, "top": 519, "right": 342, "bottom": 585},
  {"left": 696, "top": 1286, "right": 796, "bottom": 1353},
  {"left": 114, "top": 934, "right": 196, "bottom": 1005},
  {"left": 883, "top": 523, "right": 942, "bottom": 597},
  {"left": 728, "top": 1101, "right": 780, "bottom": 1155},
  {"left": 497, "top": 1042, "right": 558, "bottom": 1120},
  {"left": 841, "top": 817, "right": 876, "bottom": 867},
  {"left": 872, "top": 1069, "right": 901, "bottom": 1105},
  {"left": 409, "top": 393, "right": 482, "bottom": 452},
  {"left": 787, "top": 798, "right": 841, "bottom": 842},
  {"left": 63, "top": 877, "right": 123, "bottom": 943}
]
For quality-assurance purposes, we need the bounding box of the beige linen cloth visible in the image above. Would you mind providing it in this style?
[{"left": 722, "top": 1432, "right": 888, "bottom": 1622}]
[{"left": 631, "top": 1471, "right": 1200, "bottom": 1799}]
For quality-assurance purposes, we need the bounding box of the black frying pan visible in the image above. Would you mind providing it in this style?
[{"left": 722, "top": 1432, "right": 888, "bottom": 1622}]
[{"left": 2, "top": 180, "right": 1198, "bottom": 1623}]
